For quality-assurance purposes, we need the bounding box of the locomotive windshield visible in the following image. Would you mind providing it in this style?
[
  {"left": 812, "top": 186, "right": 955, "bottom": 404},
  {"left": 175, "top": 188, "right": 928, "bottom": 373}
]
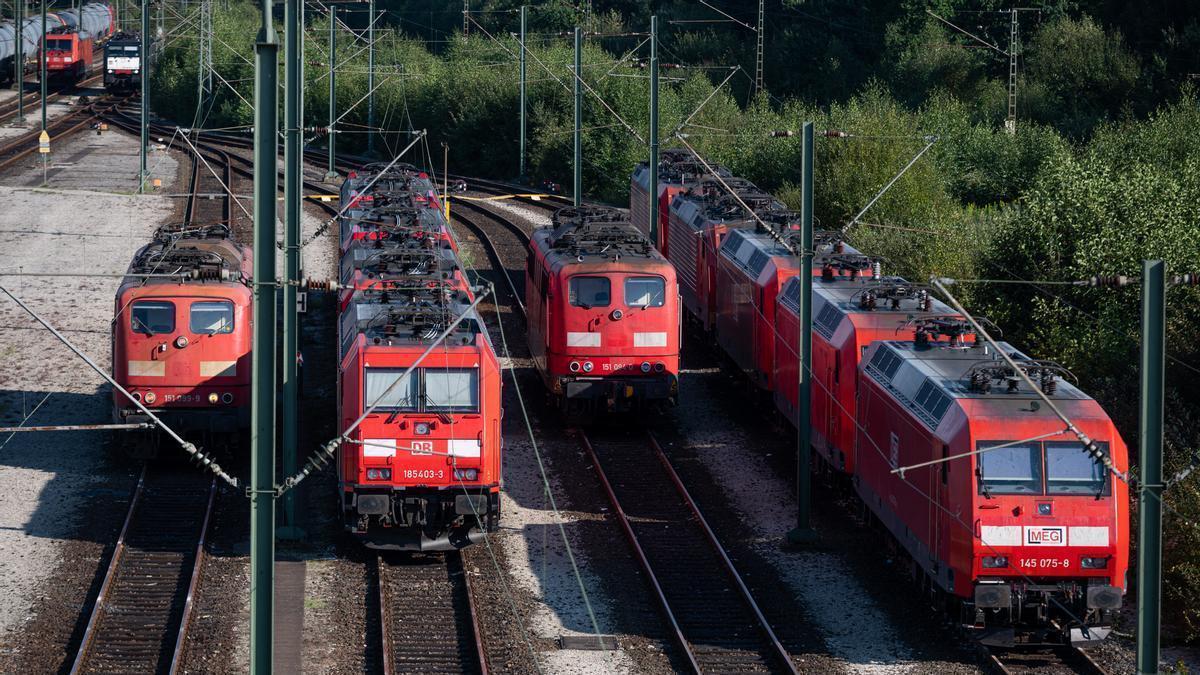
[
  {"left": 46, "top": 39, "right": 72, "bottom": 51},
  {"left": 365, "top": 367, "right": 479, "bottom": 413},
  {"left": 365, "top": 369, "right": 418, "bottom": 410},
  {"left": 131, "top": 301, "right": 174, "bottom": 334},
  {"left": 625, "top": 276, "right": 665, "bottom": 307},
  {"left": 190, "top": 301, "right": 234, "bottom": 334},
  {"left": 977, "top": 442, "right": 1042, "bottom": 495},
  {"left": 424, "top": 368, "right": 480, "bottom": 412},
  {"left": 569, "top": 276, "right": 610, "bottom": 308},
  {"left": 1045, "top": 441, "right": 1110, "bottom": 495}
]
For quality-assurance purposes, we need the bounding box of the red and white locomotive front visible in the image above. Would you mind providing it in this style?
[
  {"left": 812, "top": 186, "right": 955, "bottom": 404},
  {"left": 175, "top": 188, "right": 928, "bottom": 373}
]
[
  {"left": 338, "top": 286, "right": 502, "bottom": 550},
  {"left": 111, "top": 224, "right": 252, "bottom": 440},
  {"left": 855, "top": 329, "right": 1129, "bottom": 646},
  {"left": 527, "top": 206, "right": 680, "bottom": 416}
]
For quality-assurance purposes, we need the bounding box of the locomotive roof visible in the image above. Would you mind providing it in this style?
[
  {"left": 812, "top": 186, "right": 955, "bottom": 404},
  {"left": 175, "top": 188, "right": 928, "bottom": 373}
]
[
  {"left": 339, "top": 286, "right": 485, "bottom": 358},
  {"left": 632, "top": 148, "right": 729, "bottom": 188},
  {"left": 793, "top": 277, "right": 956, "bottom": 340},
  {"left": 534, "top": 206, "right": 665, "bottom": 265},
  {"left": 863, "top": 339, "right": 1089, "bottom": 431},
  {"left": 670, "top": 178, "right": 785, "bottom": 231},
  {"left": 339, "top": 238, "right": 458, "bottom": 286},
  {"left": 723, "top": 229, "right": 877, "bottom": 282},
  {"left": 124, "top": 223, "right": 246, "bottom": 284}
]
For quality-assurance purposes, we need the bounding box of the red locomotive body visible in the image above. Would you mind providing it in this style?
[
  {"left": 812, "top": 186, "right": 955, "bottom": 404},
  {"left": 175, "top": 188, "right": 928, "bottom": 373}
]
[
  {"left": 775, "top": 274, "right": 950, "bottom": 474},
  {"left": 337, "top": 287, "right": 502, "bottom": 550},
  {"left": 854, "top": 334, "right": 1128, "bottom": 645},
  {"left": 664, "top": 178, "right": 779, "bottom": 331},
  {"left": 526, "top": 206, "right": 680, "bottom": 417},
  {"left": 111, "top": 224, "right": 252, "bottom": 450},
  {"left": 336, "top": 166, "right": 500, "bottom": 551},
  {"left": 629, "top": 148, "right": 719, "bottom": 255}
]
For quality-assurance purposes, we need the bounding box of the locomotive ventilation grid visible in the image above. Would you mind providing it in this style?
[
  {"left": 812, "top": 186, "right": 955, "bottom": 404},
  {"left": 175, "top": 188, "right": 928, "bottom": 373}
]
[
  {"left": 548, "top": 206, "right": 653, "bottom": 260},
  {"left": 130, "top": 223, "right": 241, "bottom": 281}
]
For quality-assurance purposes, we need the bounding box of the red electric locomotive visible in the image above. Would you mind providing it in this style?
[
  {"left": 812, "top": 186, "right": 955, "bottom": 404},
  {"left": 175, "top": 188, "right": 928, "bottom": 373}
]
[
  {"left": 854, "top": 328, "right": 1128, "bottom": 645},
  {"left": 337, "top": 283, "right": 502, "bottom": 550},
  {"left": 662, "top": 177, "right": 781, "bottom": 331},
  {"left": 526, "top": 206, "right": 680, "bottom": 418},
  {"left": 629, "top": 148, "right": 724, "bottom": 255},
  {"left": 111, "top": 223, "right": 252, "bottom": 455},
  {"left": 713, "top": 228, "right": 875, "bottom": 392},
  {"left": 336, "top": 164, "right": 501, "bottom": 551},
  {"left": 775, "top": 274, "right": 951, "bottom": 474}
]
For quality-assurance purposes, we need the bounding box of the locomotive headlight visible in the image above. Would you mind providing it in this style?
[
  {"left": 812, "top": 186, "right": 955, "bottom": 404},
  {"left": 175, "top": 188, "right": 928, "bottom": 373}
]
[
  {"left": 143, "top": 391, "right": 157, "bottom": 404},
  {"left": 981, "top": 556, "right": 1009, "bottom": 568},
  {"left": 582, "top": 361, "right": 594, "bottom": 372},
  {"left": 1081, "top": 557, "right": 1109, "bottom": 569},
  {"left": 453, "top": 468, "right": 479, "bottom": 481},
  {"left": 208, "top": 393, "right": 219, "bottom": 404},
  {"left": 131, "top": 392, "right": 142, "bottom": 402},
  {"left": 174, "top": 336, "right": 189, "bottom": 349},
  {"left": 221, "top": 392, "right": 234, "bottom": 404},
  {"left": 414, "top": 422, "right": 431, "bottom": 435},
  {"left": 366, "top": 468, "right": 392, "bottom": 480},
  {"left": 641, "top": 361, "right": 651, "bottom": 373},
  {"left": 569, "top": 361, "right": 581, "bottom": 373},
  {"left": 654, "top": 362, "right": 665, "bottom": 373}
]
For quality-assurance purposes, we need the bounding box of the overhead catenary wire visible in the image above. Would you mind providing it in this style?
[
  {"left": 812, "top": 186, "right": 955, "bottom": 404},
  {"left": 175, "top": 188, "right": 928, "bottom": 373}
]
[{"left": 0, "top": 286, "right": 238, "bottom": 487}]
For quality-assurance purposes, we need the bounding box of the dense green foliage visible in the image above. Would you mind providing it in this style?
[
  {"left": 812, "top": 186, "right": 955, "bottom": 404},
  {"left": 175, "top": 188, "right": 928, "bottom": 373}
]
[{"left": 152, "top": 1, "right": 1200, "bottom": 641}]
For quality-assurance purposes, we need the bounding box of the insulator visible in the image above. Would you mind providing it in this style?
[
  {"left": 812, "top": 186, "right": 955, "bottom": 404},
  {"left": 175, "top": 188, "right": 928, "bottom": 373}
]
[
  {"left": 823, "top": 129, "right": 850, "bottom": 138},
  {"left": 1172, "top": 273, "right": 1199, "bottom": 286},
  {"left": 872, "top": 261, "right": 882, "bottom": 280},
  {"left": 1084, "top": 274, "right": 1131, "bottom": 287}
]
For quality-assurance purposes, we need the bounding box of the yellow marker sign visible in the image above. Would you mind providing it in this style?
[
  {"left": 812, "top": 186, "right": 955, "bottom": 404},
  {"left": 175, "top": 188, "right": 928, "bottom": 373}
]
[{"left": 37, "top": 130, "right": 49, "bottom": 154}]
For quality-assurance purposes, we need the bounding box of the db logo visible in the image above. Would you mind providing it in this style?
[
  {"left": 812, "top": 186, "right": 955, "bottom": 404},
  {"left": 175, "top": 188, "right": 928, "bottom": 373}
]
[
  {"left": 411, "top": 441, "right": 434, "bottom": 456},
  {"left": 1024, "top": 526, "right": 1064, "bottom": 545}
]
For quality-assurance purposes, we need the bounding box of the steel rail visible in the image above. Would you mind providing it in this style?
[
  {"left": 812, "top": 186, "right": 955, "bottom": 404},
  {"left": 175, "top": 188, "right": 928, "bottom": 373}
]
[
  {"left": 70, "top": 466, "right": 147, "bottom": 675},
  {"left": 0, "top": 96, "right": 120, "bottom": 172},
  {"left": 168, "top": 479, "right": 217, "bottom": 675},
  {"left": 981, "top": 643, "right": 1110, "bottom": 675},
  {"left": 376, "top": 552, "right": 487, "bottom": 674},
  {"left": 447, "top": 206, "right": 527, "bottom": 318},
  {"left": 0, "top": 73, "right": 103, "bottom": 124},
  {"left": 578, "top": 430, "right": 798, "bottom": 674},
  {"left": 70, "top": 470, "right": 216, "bottom": 674}
]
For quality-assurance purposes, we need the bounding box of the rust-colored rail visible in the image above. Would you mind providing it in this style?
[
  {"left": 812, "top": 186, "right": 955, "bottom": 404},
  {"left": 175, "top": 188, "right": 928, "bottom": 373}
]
[
  {"left": 579, "top": 429, "right": 798, "bottom": 674},
  {"left": 70, "top": 468, "right": 216, "bottom": 675}
]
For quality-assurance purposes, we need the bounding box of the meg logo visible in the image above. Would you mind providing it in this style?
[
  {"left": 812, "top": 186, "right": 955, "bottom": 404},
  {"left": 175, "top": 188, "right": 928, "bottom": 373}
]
[{"left": 1024, "top": 526, "right": 1065, "bottom": 545}]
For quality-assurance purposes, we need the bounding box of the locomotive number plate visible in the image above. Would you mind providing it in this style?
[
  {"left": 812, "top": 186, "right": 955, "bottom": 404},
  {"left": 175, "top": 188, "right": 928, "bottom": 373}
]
[
  {"left": 1017, "top": 557, "right": 1071, "bottom": 570},
  {"left": 402, "top": 469, "right": 445, "bottom": 480}
]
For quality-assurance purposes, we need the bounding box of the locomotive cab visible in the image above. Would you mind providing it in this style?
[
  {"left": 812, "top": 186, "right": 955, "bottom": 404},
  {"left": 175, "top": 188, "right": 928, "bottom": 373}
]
[
  {"left": 855, "top": 333, "right": 1129, "bottom": 647},
  {"left": 337, "top": 289, "right": 501, "bottom": 550},
  {"left": 103, "top": 32, "right": 142, "bottom": 93},
  {"left": 112, "top": 225, "right": 253, "bottom": 452},
  {"left": 527, "top": 207, "right": 680, "bottom": 418}
]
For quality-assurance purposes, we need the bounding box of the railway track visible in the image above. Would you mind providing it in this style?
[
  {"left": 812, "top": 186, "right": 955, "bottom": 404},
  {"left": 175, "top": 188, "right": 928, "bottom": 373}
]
[
  {"left": 0, "top": 73, "right": 103, "bottom": 125},
  {"left": 376, "top": 552, "right": 488, "bottom": 674},
  {"left": 0, "top": 95, "right": 119, "bottom": 172},
  {"left": 982, "top": 644, "right": 1109, "bottom": 674},
  {"left": 70, "top": 467, "right": 215, "bottom": 675},
  {"left": 182, "top": 142, "right": 234, "bottom": 227},
  {"left": 578, "top": 430, "right": 797, "bottom": 674}
]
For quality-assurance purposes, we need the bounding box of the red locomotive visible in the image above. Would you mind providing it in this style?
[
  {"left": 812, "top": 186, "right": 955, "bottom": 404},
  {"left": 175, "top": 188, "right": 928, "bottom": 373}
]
[
  {"left": 337, "top": 169, "right": 501, "bottom": 551},
  {"left": 855, "top": 328, "right": 1128, "bottom": 645},
  {"left": 629, "top": 148, "right": 722, "bottom": 255},
  {"left": 340, "top": 162, "right": 442, "bottom": 225},
  {"left": 339, "top": 201, "right": 456, "bottom": 255},
  {"left": 40, "top": 3, "right": 114, "bottom": 83},
  {"left": 664, "top": 176, "right": 780, "bottom": 331},
  {"left": 111, "top": 223, "right": 252, "bottom": 456},
  {"left": 526, "top": 206, "right": 680, "bottom": 418},
  {"left": 626, "top": 154, "right": 1129, "bottom": 645},
  {"left": 776, "top": 274, "right": 942, "bottom": 474}
]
